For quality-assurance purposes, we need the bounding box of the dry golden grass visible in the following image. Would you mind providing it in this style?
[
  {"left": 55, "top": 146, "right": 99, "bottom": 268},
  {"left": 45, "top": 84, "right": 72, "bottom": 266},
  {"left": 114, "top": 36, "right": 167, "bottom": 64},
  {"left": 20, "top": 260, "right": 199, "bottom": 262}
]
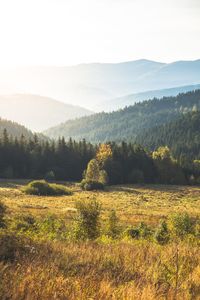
[
  {"left": 0, "top": 239, "right": 200, "bottom": 299},
  {"left": 1, "top": 181, "right": 200, "bottom": 226},
  {"left": 0, "top": 180, "right": 200, "bottom": 299}
]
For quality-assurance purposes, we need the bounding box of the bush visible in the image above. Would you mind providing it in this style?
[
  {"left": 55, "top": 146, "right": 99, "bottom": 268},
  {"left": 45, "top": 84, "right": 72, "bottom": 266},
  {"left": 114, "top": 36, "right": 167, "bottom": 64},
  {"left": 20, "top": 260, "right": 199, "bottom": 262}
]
[
  {"left": 22, "top": 180, "right": 72, "bottom": 196},
  {"left": 37, "top": 215, "right": 67, "bottom": 241},
  {"left": 80, "top": 179, "right": 104, "bottom": 191},
  {"left": 124, "top": 227, "right": 140, "bottom": 239},
  {"left": 74, "top": 200, "right": 101, "bottom": 240},
  {"left": 11, "top": 215, "right": 36, "bottom": 232},
  {"left": 154, "top": 221, "right": 170, "bottom": 245},
  {"left": 10, "top": 214, "right": 68, "bottom": 241},
  {"left": 169, "top": 213, "right": 195, "bottom": 238},
  {"left": 107, "top": 210, "right": 120, "bottom": 238},
  {"left": 0, "top": 201, "right": 6, "bottom": 228},
  {"left": 124, "top": 223, "right": 152, "bottom": 239},
  {"left": 138, "top": 222, "right": 152, "bottom": 238}
]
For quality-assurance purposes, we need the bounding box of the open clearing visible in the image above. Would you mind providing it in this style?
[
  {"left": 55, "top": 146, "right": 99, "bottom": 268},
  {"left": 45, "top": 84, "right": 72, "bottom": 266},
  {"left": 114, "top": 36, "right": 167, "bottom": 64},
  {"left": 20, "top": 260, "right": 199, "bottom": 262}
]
[
  {"left": 1, "top": 181, "right": 200, "bottom": 299},
  {"left": 2, "top": 180, "right": 200, "bottom": 226}
]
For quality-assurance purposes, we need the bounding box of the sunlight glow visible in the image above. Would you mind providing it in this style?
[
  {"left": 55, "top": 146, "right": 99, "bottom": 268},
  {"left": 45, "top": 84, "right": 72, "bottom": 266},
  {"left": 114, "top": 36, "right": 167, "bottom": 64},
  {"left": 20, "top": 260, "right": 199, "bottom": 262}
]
[{"left": 0, "top": 0, "right": 199, "bottom": 66}]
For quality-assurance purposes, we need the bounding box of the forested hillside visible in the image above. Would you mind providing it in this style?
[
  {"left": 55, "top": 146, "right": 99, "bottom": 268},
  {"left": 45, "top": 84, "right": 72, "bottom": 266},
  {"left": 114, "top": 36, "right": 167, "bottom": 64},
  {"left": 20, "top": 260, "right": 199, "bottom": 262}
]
[
  {"left": 45, "top": 90, "right": 200, "bottom": 143},
  {"left": 0, "top": 118, "right": 34, "bottom": 139},
  {"left": 136, "top": 111, "right": 200, "bottom": 160}
]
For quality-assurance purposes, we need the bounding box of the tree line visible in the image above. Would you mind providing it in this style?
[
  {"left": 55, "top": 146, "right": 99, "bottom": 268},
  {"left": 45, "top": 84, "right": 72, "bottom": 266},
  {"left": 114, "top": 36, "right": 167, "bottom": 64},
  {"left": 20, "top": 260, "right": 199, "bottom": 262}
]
[{"left": 1, "top": 128, "right": 199, "bottom": 185}]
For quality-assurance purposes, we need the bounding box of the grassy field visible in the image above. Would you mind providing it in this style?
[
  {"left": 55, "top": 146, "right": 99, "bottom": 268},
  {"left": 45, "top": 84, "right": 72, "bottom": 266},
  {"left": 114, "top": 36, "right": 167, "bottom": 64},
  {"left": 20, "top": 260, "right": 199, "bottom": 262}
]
[
  {"left": 0, "top": 181, "right": 200, "bottom": 299},
  {"left": 2, "top": 180, "right": 200, "bottom": 225}
]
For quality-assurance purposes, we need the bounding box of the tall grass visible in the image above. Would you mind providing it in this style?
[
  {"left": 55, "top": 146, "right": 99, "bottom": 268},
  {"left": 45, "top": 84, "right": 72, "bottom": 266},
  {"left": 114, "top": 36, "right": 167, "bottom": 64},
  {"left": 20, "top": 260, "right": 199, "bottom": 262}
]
[
  {"left": 1, "top": 182, "right": 200, "bottom": 299},
  {"left": 0, "top": 237, "right": 199, "bottom": 299}
]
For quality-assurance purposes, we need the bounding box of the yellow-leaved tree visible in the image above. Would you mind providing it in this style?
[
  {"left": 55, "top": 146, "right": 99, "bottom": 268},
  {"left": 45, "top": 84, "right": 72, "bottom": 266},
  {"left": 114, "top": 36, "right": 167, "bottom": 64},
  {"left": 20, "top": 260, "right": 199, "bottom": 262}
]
[
  {"left": 83, "top": 144, "right": 113, "bottom": 184},
  {"left": 85, "top": 159, "right": 100, "bottom": 182},
  {"left": 96, "top": 144, "right": 113, "bottom": 167}
]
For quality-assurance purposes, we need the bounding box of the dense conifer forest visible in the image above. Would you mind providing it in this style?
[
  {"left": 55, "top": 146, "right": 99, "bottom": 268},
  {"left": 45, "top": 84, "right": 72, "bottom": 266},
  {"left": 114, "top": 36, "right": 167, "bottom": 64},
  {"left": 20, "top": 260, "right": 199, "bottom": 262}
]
[
  {"left": 0, "top": 128, "right": 198, "bottom": 185},
  {"left": 136, "top": 111, "right": 200, "bottom": 161}
]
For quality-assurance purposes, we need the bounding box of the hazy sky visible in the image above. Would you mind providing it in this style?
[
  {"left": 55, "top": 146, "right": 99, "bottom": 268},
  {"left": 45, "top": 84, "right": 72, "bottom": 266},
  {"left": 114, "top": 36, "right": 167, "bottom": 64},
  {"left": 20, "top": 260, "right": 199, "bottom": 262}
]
[{"left": 0, "top": 0, "right": 199, "bottom": 66}]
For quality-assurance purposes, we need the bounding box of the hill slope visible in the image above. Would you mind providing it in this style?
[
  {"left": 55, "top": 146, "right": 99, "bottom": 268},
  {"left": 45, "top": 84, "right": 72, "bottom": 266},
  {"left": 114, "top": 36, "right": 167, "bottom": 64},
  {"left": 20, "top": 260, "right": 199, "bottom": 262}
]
[
  {"left": 0, "top": 118, "right": 34, "bottom": 139},
  {"left": 0, "top": 94, "right": 92, "bottom": 132},
  {"left": 45, "top": 90, "right": 200, "bottom": 143},
  {"left": 136, "top": 111, "right": 200, "bottom": 160}
]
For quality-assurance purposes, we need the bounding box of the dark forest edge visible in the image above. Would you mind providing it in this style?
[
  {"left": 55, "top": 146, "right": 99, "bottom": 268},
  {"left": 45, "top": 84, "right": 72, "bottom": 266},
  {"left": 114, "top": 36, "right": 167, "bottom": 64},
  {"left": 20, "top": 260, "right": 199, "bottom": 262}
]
[{"left": 1, "top": 128, "right": 200, "bottom": 185}]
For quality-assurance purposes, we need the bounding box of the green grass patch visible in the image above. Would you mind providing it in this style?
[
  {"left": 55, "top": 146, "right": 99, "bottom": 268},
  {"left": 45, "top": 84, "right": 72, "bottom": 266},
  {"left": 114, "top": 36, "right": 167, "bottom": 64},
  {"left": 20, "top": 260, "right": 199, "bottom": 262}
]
[{"left": 21, "top": 180, "right": 72, "bottom": 196}]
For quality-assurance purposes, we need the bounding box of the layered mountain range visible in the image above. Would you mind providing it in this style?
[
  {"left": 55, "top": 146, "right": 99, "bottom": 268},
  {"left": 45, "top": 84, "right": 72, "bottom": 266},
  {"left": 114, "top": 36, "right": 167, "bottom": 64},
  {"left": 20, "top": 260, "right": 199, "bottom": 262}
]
[{"left": 0, "top": 59, "right": 199, "bottom": 112}]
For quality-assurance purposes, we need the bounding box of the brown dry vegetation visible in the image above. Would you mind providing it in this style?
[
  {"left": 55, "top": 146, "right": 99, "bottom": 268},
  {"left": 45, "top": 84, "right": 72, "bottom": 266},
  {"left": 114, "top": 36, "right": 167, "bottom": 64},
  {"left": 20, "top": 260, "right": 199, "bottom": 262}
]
[
  {"left": 2, "top": 182, "right": 200, "bottom": 226},
  {"left": 0, "top": 181, "right": 200, "bottom": 299},
  {"left": 1, "top": 239, "right": 200, "bottom": 300}
]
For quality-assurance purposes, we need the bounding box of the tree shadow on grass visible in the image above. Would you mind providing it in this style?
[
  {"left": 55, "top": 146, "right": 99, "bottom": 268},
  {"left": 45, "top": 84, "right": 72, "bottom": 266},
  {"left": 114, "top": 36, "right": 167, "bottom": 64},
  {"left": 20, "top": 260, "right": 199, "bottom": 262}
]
[
  {"left": 109, "top": 184, "right": 188, "bottom": 194},
  {"left": 0, "top": 179, "right": 30, "bottom": 188}
]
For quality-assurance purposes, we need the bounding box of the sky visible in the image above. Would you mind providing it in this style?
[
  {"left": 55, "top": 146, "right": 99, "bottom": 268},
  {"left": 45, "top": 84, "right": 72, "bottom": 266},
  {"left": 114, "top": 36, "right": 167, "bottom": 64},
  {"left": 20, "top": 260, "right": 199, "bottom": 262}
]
[{"left": 0, "top": 0, "right": 199, "bottom": 66}]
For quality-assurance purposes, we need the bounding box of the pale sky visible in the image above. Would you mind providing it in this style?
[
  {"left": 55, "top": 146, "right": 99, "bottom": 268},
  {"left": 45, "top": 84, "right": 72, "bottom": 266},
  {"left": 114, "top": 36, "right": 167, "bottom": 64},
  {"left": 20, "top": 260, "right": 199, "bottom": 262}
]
[{"left": 0, "top": 0, "right": 199, "bottom": 66}]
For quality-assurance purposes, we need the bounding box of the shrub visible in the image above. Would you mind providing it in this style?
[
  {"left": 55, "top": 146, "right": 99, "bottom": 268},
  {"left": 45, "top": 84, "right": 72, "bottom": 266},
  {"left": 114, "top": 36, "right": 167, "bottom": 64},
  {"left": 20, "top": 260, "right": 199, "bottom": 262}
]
[
  {"left": 37, "top": 215, "right": 67, "bottom": 241},
  {"left": 154, "top": 221, "right": 170, "bottom": 245},
  {"left": 11, "top": 215, "right": 36, "bottom": 232},
  {"left": 80, "top": 179, "right": 104, "bottom": 191},
  {"left": 124, "top": 227, "right": 140, "bottom": 239},
  {"left": 107, "top": 210, "right": 120, "bottom": 238},
  {"left": 22, "top": 180, "right": 72, "bottom": 196},
  {"left": 74, "top": 200, "right": 101, "bottom": 240},
  {"left": 0, "top": 201, "right": 6, "bottom": 228},
  {"left": 124, "top": 223, "right": 152, "bottom": 239},
  {"left": 138, "top": 222, "right": 152, "bottom": 238},
  {"left": 10, "top": 214, "right": 68, "bottom": 241},
  {"left": 169, "top": 213, "right": 195, "bottom": 238}
]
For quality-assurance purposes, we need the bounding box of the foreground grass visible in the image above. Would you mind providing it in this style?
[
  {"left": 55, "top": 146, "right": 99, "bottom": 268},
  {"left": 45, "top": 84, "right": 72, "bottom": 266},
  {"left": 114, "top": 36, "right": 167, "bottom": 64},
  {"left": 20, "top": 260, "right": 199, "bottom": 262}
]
[
  {"left": 0, "top": 181, "right": 200, "bottom": 299},
  {"left": 0, "top": 237, "right": 200, "bottom": 299}
]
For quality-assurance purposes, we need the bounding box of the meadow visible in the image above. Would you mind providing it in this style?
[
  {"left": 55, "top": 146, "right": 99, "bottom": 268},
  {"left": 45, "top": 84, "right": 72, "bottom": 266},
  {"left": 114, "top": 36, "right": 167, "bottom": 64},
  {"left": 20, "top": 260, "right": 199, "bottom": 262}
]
[{"left": 0, "top": 181, "right": 200, "bottom": 299}]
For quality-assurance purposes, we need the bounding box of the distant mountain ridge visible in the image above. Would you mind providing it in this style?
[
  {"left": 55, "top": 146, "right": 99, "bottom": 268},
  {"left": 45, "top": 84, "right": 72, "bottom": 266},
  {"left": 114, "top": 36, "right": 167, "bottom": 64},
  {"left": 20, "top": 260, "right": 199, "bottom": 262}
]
[
  {"left": 0, "top": 94, "right": 93, "bottom": 132},
  {"left": 0, "top": 59, "right": 200, "bottom": 110},
  {"left": 44, "top": 90, "right": 200, "bottom": 143},
  {"left": 98, "top": 84, "right": 200, "bottom": 111}
]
